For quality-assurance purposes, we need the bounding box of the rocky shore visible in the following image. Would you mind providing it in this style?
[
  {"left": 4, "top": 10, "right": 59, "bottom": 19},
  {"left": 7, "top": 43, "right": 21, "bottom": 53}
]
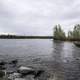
[{"left": 0, "top": 59, "right": 54, "bottom": 80}]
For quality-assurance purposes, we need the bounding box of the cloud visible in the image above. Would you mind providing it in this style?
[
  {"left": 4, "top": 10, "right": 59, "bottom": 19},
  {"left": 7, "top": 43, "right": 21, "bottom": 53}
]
[{"left": 0, "top": 0, "right": 80, "bottom": 35}]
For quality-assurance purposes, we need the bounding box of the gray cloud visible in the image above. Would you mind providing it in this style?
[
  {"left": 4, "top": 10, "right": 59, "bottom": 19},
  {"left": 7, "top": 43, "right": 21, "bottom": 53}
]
[{"left": 0, "top": 0, "right": 80, "bottom": 35}]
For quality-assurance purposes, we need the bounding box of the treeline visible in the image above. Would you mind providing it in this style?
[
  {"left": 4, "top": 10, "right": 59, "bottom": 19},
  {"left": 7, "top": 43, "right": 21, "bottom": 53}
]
[
  {"left": 0, "top": 35, "right": 53, "bottom": 39},
  {"left": 0, "top": 35, "right": 28, "bottom": 39},
  {"left": 53, "top": 24, "right": 80, "bottom": 41}
]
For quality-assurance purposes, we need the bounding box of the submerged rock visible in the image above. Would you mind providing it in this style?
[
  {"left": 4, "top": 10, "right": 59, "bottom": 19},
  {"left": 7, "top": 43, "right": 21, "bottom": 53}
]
[
  {"left": 9, "top": 59, "right": 18, "bottom": 65},
  {"left": 0, "top": 65, "right": 6, "bottom": 70},
  {"left": 0, "top": 61, "right": 6, "bottom": 66},
  {"left": 0, "top": 61, "right": 6, "bottom": 70}
]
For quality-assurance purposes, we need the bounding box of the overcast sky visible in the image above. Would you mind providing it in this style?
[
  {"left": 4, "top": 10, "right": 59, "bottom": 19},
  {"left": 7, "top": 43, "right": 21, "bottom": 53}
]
[{"left": 0, "top": 0, "right": 80, "bottom": 35}]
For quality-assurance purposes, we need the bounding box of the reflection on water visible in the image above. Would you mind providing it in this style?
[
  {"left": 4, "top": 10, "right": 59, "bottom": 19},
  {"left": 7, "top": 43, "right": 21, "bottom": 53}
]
[
  {"left": 0, "top": 39, "right": 80, "bottom": 80},
  {"left": 52, "top": 41, "right": 80, "bottom": 80}
]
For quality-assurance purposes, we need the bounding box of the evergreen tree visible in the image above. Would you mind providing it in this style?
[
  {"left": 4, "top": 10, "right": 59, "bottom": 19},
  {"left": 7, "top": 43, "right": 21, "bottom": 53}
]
[
  {"left": 73, "top": 24, "right": 80, "bottom": 40},
  {"left": 53, "top": 24, "right": 66, "bottom": 40},
  {"left": 67, "top": 24, "right": 80, "bottom": 41}
]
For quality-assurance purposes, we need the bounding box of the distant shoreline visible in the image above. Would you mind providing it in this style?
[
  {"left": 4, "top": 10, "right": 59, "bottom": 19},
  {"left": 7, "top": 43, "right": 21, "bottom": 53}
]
[
  {"left": 0, "top": 35, "right": 80, "bottom": 41},
  {"left": 0, "top": 35, "right": 53, "bottom": 39}
]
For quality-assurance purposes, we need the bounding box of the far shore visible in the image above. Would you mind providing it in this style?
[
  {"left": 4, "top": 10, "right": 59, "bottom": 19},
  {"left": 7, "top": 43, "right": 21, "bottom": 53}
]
[
  {"left": 0, "top": 35, "right": 53, "bottom": 39},
  {"left": 0, "top": 35, "right": 80, "bottom": 41}
]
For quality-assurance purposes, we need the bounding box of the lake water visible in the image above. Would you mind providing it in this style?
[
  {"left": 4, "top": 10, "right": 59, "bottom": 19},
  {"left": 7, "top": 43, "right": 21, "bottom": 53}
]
[{"left": 0, "top": 39, "right": 80, "bottom": 80}]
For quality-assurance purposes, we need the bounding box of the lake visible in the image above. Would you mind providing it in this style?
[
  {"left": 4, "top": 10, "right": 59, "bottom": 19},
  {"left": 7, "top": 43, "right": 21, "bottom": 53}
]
[{"left": 0, "top": 39, "right": 80, "bottom": 80}]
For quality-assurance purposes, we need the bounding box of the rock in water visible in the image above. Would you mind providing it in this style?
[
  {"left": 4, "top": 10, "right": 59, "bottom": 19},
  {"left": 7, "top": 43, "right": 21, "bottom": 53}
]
[
  {"left": 9, "top": 59, "right": 18, "bottom": 65},
  {"left": 8, "top": 72, "right": 21, "bottom": 80},
  {"left": 0, "top": 61, "right": 6, "bottom": 66},
  {"left": 18, "top": 66, "right": 34, "bottom": 74},
  {"left": 0, "top": 66, "right": 6, "bottom": 70},
  {"left": 18, "top": 66, "right": 45, "bottom": 79},
  {"left": 34, "top": 70, "right": 44, "bottom": 78}
]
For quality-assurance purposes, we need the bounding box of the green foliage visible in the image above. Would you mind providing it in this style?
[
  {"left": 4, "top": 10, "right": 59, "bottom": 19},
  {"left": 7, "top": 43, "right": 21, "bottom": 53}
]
[
  {"left": 53, "top": 24, "right": 80, "bottom": 41},
  {"left": 68, "top": 31, "right": 73, "bottom": 40},
  {"left": 68, "top": 24, "right": 80, "bottom": 41},
  {"left": 73, "top": 24, "right": 80, "bottom": 40},
  {"left": 53, "top": 24, "right": 66, "bottom": 40}
]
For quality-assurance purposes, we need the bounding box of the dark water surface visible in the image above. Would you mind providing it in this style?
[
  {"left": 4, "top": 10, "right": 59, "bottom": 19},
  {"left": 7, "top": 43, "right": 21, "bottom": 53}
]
[{"left": 0, "top": 39, "right": 80, "bottom": 80}]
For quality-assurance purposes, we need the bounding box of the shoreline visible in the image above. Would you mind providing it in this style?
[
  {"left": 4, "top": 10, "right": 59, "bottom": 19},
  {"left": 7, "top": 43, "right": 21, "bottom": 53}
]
[
  {"left": 0, "top": 35, "right": 53, "bottom": 39},
  {"left": 0, "top": 35, "right": 79, "bottom": 41}
]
